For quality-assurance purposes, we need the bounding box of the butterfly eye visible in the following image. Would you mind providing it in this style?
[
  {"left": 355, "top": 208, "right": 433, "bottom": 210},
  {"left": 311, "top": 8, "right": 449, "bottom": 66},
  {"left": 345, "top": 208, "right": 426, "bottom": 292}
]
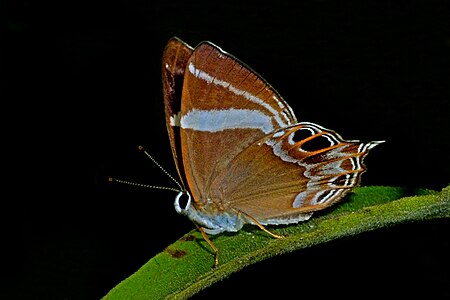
[{"left": 174, "top": 191, "right": 191, "bottom": 214}]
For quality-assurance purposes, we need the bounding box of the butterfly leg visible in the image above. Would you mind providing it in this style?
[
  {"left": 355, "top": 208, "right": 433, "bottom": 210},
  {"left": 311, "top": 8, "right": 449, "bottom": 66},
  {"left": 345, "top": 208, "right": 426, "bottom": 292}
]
[
  {"left": 235, "top": 209, "right": 284, "bottom": 239},
  {"left": 195, "top": 224, "right": 219, "bottom": 268}
]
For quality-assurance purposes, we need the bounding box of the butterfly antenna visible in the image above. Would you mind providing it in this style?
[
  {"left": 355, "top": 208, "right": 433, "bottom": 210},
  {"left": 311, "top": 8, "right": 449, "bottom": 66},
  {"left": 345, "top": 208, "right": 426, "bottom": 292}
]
[
  {"left": 108, "top": 177, "right": 181, "bottom": 193},
  {"left": 138, "top": 145, "right": 184, "bottom": 191}
]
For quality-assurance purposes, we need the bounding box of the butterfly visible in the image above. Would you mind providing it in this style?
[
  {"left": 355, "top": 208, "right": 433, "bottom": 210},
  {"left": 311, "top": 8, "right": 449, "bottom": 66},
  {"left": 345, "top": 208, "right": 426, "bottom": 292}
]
[{"left": 161, "top": 37, "right": 382, "bottom": 266}]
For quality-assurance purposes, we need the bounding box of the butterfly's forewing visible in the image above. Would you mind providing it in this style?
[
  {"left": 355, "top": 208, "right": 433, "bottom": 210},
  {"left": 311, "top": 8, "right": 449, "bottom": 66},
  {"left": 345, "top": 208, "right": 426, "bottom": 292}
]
[
  {"left": 162, "top": 37, "right": 194, "bottom": 187},
  {"left": 180, "top": 42, "right": 297, "bottom": 206}
]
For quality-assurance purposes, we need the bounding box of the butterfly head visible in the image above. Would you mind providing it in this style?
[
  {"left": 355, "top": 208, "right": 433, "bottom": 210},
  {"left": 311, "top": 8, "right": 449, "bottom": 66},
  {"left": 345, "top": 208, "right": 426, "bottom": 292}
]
[{"left": 174, "top": 191, "right": 192, "bottom": 216}]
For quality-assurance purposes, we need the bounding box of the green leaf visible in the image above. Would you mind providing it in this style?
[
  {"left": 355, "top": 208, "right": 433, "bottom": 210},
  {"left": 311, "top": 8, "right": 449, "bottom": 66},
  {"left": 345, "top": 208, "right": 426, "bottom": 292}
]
[{"left": 102, "top": 185, "right": 449, "bottom": 300}]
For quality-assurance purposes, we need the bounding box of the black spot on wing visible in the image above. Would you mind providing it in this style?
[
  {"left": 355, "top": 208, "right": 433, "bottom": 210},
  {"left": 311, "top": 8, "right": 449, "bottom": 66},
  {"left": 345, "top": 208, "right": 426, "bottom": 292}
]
[
  {"left": 291, "top": 128, "right": 314, "bottom": 143},
  {"left": 300, "top": 135, "right": 333, "bottom": 152}
]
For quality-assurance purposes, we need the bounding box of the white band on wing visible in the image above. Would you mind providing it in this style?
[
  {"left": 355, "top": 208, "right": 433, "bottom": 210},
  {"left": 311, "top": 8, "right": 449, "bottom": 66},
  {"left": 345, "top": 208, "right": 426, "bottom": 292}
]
[{"left": 180, "top": 108, "right": 274, "bottom": 133}]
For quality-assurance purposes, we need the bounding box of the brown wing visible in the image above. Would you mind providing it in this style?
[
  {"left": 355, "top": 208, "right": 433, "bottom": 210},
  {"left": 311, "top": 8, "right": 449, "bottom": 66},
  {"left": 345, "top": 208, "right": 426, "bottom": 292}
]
[
  {"left": 180, "top": 42, "right": 297, "bottom": 206},
  {"left": 162, "top": 37, "right": 193, "bottom": 188},
  {"left": 208, "top": 123, "right": 382, "bottom": 224}
]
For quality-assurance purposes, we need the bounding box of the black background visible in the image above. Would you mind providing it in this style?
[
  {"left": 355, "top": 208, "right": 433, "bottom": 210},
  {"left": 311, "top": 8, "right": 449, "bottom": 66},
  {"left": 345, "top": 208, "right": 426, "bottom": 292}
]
[{"left": 9, "top": 1, "right": 450, "bottom": 299}]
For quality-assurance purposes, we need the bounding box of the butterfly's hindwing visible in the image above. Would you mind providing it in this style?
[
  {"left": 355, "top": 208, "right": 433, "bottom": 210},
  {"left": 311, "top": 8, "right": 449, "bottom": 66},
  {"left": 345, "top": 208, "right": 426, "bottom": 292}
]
[{"left": 209, "top": 123, "right": 381, "bottom": 223}]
